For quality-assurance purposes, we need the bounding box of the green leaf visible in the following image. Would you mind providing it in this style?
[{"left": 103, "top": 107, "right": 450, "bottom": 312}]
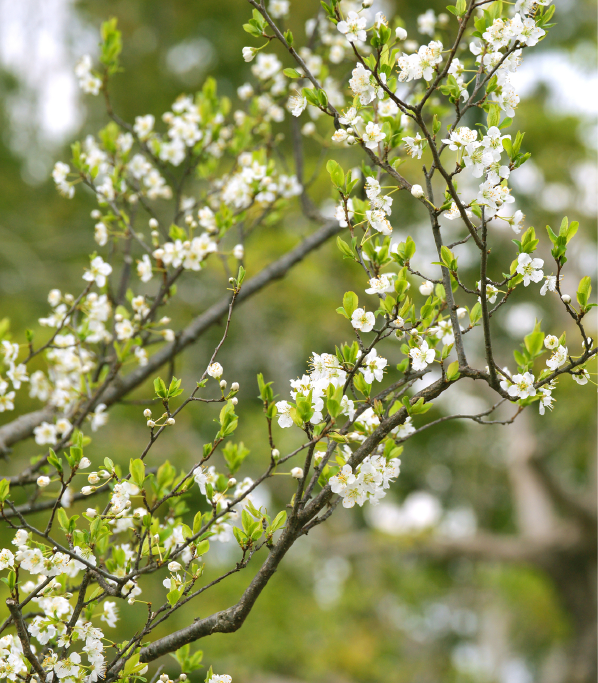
[
  {"left": 343, "top": 291, "right": 358, "bottom": 318},
  {"left": 446, "top": 361, "right": 460, "bottom": 382},
  {"left": 195, "top": 539, "right": 210, "bottom": 556},
  {"left": 337, "top": 236, "right": 355, "bottom": 259},
  {"left": 129, "top": 459, "right": 146, "bottom": 488},
  {"left": 270, "top": 510, "right": 287, "bottom": 533},
  {"left": 154, "top": 377, "right": 168, "bottom": 398},
  {"left": 0, "top": 479, "right": 9, "bottom": 502},
  {"left": 577, "top": 276, "right": 592, "bottom": 309},
  {"left": 283, "top": 68, "right": 301, "bottom": 78},
  {"left": 57, "top": 507, "right": 69, "bottom": 531},
  {"left": 326, "top": 159, "right": 344, "bottom": 189},
  {"left": 486, "top": 103, "right": 501, "bottom": 129},
  {"left": 167, "top": 588, "right": 182, "bottom": 606}
]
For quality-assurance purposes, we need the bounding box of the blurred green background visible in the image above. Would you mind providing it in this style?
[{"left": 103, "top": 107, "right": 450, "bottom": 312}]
[{"left": 0, "top": 0, "right": 596, "bottom": 681}]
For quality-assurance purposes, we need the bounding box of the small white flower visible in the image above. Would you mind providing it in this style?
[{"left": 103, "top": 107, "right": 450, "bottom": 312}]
[
  {"left": 275, "top": 400, "right": 293, "bottom": 428},
  {"left": 546, "top": 345, "right": 568, "bottom": 372},
  {"left": 291, "top": 467, "right": 304, "bottom": 479},
  {"left": 242, "top": 47, "right": 256, "bottom": 62},
  {"left": 287, "top": 94, "right": 307, "bottom": 117},
  {"left": 351, "top": 308, "right": 375, "bottom": 333},
  {"left": 37, "top": 476, "right": 51, "bottom": 488},
  {"left": 508, "top": 372, "right": 536, "bottom": 400},
  {"left": 516, "top": 253, "right": 544, "bottom": 286},
  {"left": 336, "top": 11, "right": 367, "bottom": 43},
  {"left": 572, "top": 369, "right": 590, "bottom": 385},
  {"left": 83, "top": 256, "right": 113, "bottom": 288},
  {"left": 419, "top": 281, "right": 434, "bottom": 296},
  {"left": 207, "top": 362, "right": 223, "bottom": 379},
  {"left": 544, "top": 335, "right": 559, "bottom": 350},
  {"left": 409, "top": 341, "right": 435, "bottom": 371},
  {"left": 362, "top": 121, "right": 386, "bottom": 150}
]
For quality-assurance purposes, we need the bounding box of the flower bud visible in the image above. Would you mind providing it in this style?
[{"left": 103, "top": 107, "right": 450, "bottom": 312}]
[
  {"left": 149, "top": 218, "right": 158, "bottom": 229},
  {"left": 91, "top": 209, "right": 102, "bottom": 219},
  {"left": 79, "top": 457, "right": 91, "bottom": 469},
  {"left": 220, "top": 380, "right": 227, "bottom": 389},
  {"left": 228, "top": 477, "right": 237, "bottom": 487},
  {"left": 166, "top": 417, "right": 175, "bottom": 425},
  {"left": 231, "top": 397, "right": 238, "bottom": 405},
  {"left": 143, "top": 409, "right": 152, "bottom": 418},
  {"left": 411, "top": 184, "right": 424, "bottom": 198},
  {"left": 168, "top": 561, "right": 182, "bottom": 571},
  {"left": 233, "top": 244, "right": 244, "bottom": 260},
  {"left": 88, "top": 472, "right": 100, "bottom": 485},
  {"left": 37, "top": 476, "right": 50, "bottom": 488},
  {"left": 81, "top": 486, "right": 95, "bottom": 495},
  {"left": 347, "top": 135, "right": 356, "bottom": 145},
  {"left": 291, "top": 467, "right": 304, "bottom": 479},
  {"left": 396, "top": 27, "right": 407, "bottom": 40},
  {"left": 456, "top": 307, "right": 467, "bottom": 319},
  {"left": 362, "top": 0, "right": 373, "bottom": 6},
  {"left": 127, "top": 598, "right": 135, "bottom": 605},
  {"left": 561, "top": 294, "right": 571, "bottom": 303},
  {"left": 419, "top": 280, "right": 434, "bottom": 296},
  {"left": 271, "top": 448, "right": 280, "bottom": 460},
  {"left": 410, "top": 328, "right": 419, "bottom": 337},
  {"left": 231, "top": 382, "right": 239, "bottom": 391},
  {"left": 242, "top": 46, "right": 256, "bottom": 62},
  {"left": 86, "top": 508, "right": 97, "bottom": 518},
  {"left": 147, "top": 420, "right": 156, "bottom": 428}
]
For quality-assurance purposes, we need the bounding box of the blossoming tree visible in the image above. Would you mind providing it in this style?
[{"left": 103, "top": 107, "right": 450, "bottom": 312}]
[{"left": 0, "top": 1, "right": 595, "bottom": 682}]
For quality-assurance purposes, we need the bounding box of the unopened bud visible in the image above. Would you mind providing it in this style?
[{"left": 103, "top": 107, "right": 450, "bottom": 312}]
[
  {"left": 231, "top": 397, "right": 238, "bottom": 405},
  {"left": 220, "top": 380, "right": 227, "bottom": 389},
  {"left": 231, "top": 382, "right": 239, "bottom": 391},
  {"left": 166, "top": 417, "right": 175, "bottom": 425},
  {"left": 291, "top": 467, "right": 304, "bottom": 479},
  {"left": 561, "top": 294, "right": 571, "bottom": 303},
  {"left": 143, "top": 409, "right": 152, "bottom": 418},
  {"left": 271, "top": 448, "right": 280, "bottom": 460},
  {"left": 147, "top": 420, "right": 156, "bottom": 428},
  {"left": 411, "top": 184, "right": 424, "bottom": 199},
  {"left": 228, "top": 477, "right": 237, "bottom": 487},
  {"left": 149, "top": 218, "right": 159, "bottom": 229}
]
